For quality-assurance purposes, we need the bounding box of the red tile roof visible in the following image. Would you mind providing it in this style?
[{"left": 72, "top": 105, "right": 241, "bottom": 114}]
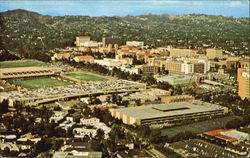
[
  {"left": 56, "top": 53, "right": 70, "bottom": 57},
  {"left": 216, "top": 134, "right": 237, "bottom": 142},
  {"left": 203, "top": 129, "right": 232, "bottom": 136},
  {"left": 75, "top": 56, "right": 94, "bottom": 59}
]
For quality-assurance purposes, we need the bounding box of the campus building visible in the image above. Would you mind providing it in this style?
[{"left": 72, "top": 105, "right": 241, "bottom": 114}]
[
  {"left": 102, "top": 37, "right": 121, "bottom": 47},
  {"left": 206, "top": 48, "right": 223, "bottom": 59},
  {"left": 237, "top": 67, "right": 250, "bottom": 100},
  {"left": 161, "top": 95, "right": 194, "bottom": 103},
  {"left": 138, "top": 65, "right": 160, "bottom": 74},
  {"left": 52, "top": 53, "right": 71, "bottom": 61},
  {"left": 169, "top": 48, "right": 194, "bottom": 57},
  {"left": 126, "top": 41, "right": 144, "bottom": 48},
  {"left": 0, "top": 67, "right": 62, "bottom": 79},
  {"left": 156, "top": 74, "right": 205, "bottom": 85},
  {"left": 83, "top": 41, "right": 99, "bottom": 48},
  {"left": 75, "top": 36, "right": 91, "bottom": 47},
  {"left": 109, "top": 100, "right": 228, "bottom": 126},
  {"left": 163, "top": 61, "right": 182, "bottom": 72},
  {"left": 73, "top": 56, "right": 94, "bottom": 63}
]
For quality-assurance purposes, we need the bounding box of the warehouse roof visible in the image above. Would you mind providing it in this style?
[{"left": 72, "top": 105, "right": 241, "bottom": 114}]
[{"left": 113, "top": 100, "right": 226, "bottom": 120}]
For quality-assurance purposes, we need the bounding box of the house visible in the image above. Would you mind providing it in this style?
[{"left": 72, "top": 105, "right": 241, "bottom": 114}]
[
  {"left": 80, "top": 117, "right": 100, "bottom": 126},
  {"left": 61, "top": 141, "right": 92, "bottom": 151},
  {"left": 73, "top": 56, "right": 94, "bottom": 63},
  {"left": 73, "top": 128, "right": 97, "bottom": 138},
  {"left": 80, "top": 117, "right": 111, "bottom": 139},
  {"left": 49, "top": 111, "right": 68, "bottom": 123},
  {"left": 52, "top": 151, "right": 102, "bottom": 158},
  {"left": 52, "top": 53, "right": 71, "bottom": 61},
  {"left": 0, "top": 143, "right": 19, "bottom": 152},
  {"left": 0, "top": 123, "right": 7, "bottom": 133}
]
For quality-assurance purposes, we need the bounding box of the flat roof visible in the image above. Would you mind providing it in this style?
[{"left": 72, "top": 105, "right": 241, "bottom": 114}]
[
  {"left": 113, "top": 100, "right": 225, "bottom": 120},
  {"left": 164, "top": 95, "right": 193, "bottom": 99},
  {"left": 0, "top": 67, "right": 61, "bottom": 73}
]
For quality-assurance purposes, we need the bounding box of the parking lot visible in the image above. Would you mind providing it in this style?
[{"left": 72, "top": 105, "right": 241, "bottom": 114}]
[
  {"left": 161, "top": 116, "right": 241, "bottom": 138},
  {"left": 170, "top": 139, "right": 241, "bottom": 158}
]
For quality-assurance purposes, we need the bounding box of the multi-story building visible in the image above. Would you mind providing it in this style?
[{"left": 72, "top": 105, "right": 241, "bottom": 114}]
[
  {"left": 126, "top": 41, "right": 144, "bottom": 48},
  {"left": 163, "top": 61, "right": 182, "bottom": 72},
  {"left": 206, "top": 48, "right": 223, "bottom": 59},
  {"left": 181, "top": 62, "right": 195, "bottom": 74},
  {"left": 138, "top": 65, "right": 160, "bottom": 74},
  {"left": 161, "top": 95, "right": 195, "bottom": 103},
  {"left": 169, "top": 48, "right": 194, "bottom": 57},
  {"left": 83, "top": 41, "right": 99, "bottom": 48},
  {"left": 156, "top": 74, "right": 205, "bottom": 85},
  {"left": 73, "top": 56, "right": 94, "bottom": 63},
  {"left": 240, "top": 59, "right": 250, "bottom": 68},
  {"left": 102, "top": 37, "right": 120, "bottom": 47},
  {"left": 194, "top": 63, "right": 205, "bottom": 73},
  {"left": 75, "top": 36, "right": 91, "bottom": 46},
  {"left": 110, "top": 100, "right": 228, "bottom": 126},
  {"left": 237, "top": 67, "right": 250, "bottom": 100}
]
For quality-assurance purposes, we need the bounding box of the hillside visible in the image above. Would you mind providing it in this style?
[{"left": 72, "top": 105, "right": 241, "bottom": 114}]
[{"left": 0, "top": 9, "right": 249, "bottom": 57}]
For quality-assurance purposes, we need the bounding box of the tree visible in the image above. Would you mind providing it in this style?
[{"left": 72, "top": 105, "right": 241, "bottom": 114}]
[
  {"left": 91, "top": 140, "right": 102, "bottom": 151},
  {"left": 226, "top": 118, "right": 242, "bottom": 129},
  {"left": 0, "top": 99, "right": 9, "bottom": 114},
  {"left": 135, "top": 99, "right": 141, "bottom": 106},
  {"left": 106, "top": 96, "right": 111, "bottom": 103},
  {"left": 137, "top": 125, "right": 151, "bottom": 137},
  {"left": 96, "top": 129, "right": 105, "bottom": 140},
  {"left": 34, "top": 139, "right": 51, "bottom": 153},
  {"left": 149, "top": 130, "right": 162, "bottom": 144},
  {"left": 52, "top": 140, "right": 63, "bottom": 151}
]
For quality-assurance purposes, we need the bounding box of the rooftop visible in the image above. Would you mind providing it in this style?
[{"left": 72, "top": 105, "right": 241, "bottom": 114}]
[
  {"left": 74, "top": 56, "right": 94, "bottom": 59},
  {"left": 0, "top": 66, "right": 61, "bottom": 73},
  {"left": 113, "top": 100, "right": 226, "bottom": 120}
]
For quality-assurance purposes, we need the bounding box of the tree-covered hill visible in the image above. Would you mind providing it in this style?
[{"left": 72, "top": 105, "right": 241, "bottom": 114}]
[{"left": 0, "top": 9, "right": 249, "bottom": 57}]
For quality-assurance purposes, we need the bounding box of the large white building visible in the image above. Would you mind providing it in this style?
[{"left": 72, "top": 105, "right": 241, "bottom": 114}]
[
  {"left": 83, "top": 41, "right": 99, "bottom": 48},
  {"left": 75, "top": 36, "right": 91, "bottom": 46},
  {"left": 94, "top": 58, "right": 123, "bottom": 68},
  {"left": 156, "top": 74, "right": 206, "bottom": 85},
  {"left": 126, "top": 41, "right": 144, "bottom": 48},
  {"left": 110, "top": 100, "right": 228, "bottom": 126},
  {"left": 73, "top": 128, "right": 97, "bottom": 138},
  {"left": 169, "top": 48, "right": 194, "bottom": 57}
]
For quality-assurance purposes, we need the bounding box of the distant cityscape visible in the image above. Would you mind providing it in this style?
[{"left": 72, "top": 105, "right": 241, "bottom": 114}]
[{"left": 0, "top": 7, "right": 250, "bottom": 158}]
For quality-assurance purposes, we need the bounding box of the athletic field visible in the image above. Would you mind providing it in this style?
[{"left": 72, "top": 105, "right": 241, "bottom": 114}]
[
  {"left": 10, "top": 78, "right": 72, "bottom": 89},
  {"left": 64, "top": 73, "right": 108, "bottom": 82},
  {"left": 0, "top": 60, "right": 49, "bottom": 68}
]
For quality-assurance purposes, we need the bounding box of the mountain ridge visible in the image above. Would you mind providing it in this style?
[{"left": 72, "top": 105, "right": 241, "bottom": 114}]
[{"left": 0, "top": 9, "right": 249, "bottom": 56}]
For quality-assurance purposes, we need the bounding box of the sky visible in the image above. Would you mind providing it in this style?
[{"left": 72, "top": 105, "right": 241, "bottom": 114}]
[{"left": 0, "top": 0, "right": 249, "bottom": 18}]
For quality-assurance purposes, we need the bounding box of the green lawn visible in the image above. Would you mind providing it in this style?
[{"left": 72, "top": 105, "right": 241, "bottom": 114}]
[
  {"left": 10, "top": 78, "right": 72, "bottom": 89},
  {"left": 0, "top": 60, "right": 49, "bottom": 68},
  {"left": 65, "top": 73, "right": 108, "bottom": 82}
]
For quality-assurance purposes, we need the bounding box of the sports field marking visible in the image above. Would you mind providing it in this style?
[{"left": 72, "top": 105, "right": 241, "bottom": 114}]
[
  {"left": 64, "top": 73, "right": 108, "bottom": 82},
  {"left": 0, "top": 60, "right": 49, "bottom": 68},
  {"left": 10, "top": 78, "right": 72, "bottom": 89}
]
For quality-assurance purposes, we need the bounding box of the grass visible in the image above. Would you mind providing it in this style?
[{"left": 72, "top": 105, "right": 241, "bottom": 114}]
[
  {"left": 160, "top": 116, "right": 240, "bottom": 138},
  {"left": 0, "top": 60, "right": 49, "bottom": 68},
  {"left": 10, "top": 78, "right": 72, "bottom": 89},
  {"left": 65, "top": 73, "right": 108, "bottom": 82}
]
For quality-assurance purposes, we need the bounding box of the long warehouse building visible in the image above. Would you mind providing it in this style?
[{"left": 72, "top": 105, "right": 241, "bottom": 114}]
[{"left": 109, "top": 100, "right": 228, "bottom": 126}]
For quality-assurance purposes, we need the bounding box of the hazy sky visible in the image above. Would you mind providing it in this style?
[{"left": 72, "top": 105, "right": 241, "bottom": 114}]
[{"left": 0, "top": 0, "right": 249, "bottom": 17}]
